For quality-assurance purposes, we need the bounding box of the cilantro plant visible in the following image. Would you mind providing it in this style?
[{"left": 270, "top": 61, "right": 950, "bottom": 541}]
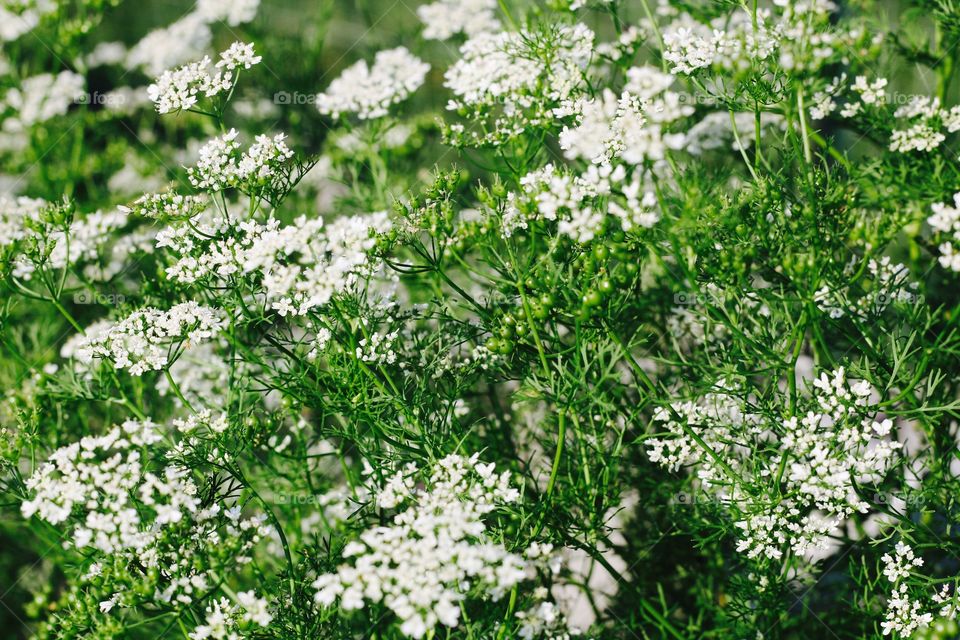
[{"left": 3, "top": 0, "right": 960, "bottom": 639}]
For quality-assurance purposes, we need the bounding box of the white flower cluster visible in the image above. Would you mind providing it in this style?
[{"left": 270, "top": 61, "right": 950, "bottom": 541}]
[
  {"left": 173, "top": 408, "right": 230, "bottom": 435},
  {"left": 45, "top": 208, "right": 128, "bottom": 270},
  {"left": 316, "top": 47, "right": 429, "bottom": 120},
  {"left": 812, "top": 75, "right": 960, "bottom": 153},
  {"left": 21, "top": 419, "right": 196, "bottom": 552},
  {"left": 140, "top": 506, "right": 268, "bottom": 612},
  {"left": 2, "top": 70, "right": 85, "bottom": 132},
  {"left": 662, "top": 2, "right": 869, "bottom": 76},
  {"left": 880, "top": 542, "right": 935, "bottom": 636},
  {"left": 503, "top": 165, "right": 599, "bottom": 241},
  {"left": 683, "top": 111, "right": 785, "bottom": 155},
  {"left": 609, "top": 174, "right": 660, "bottom": 232},
  {"left": 646, "top": 384, "right": 756, "bottom": 479},
  {"left": 443, "top": 24, "right": 593, "bottom": 144},
  {"left": 662, "top": 27, "right": 725, "bottom": 75},
  {"left": 126, "top": 2, "right": 260, "bottom": 75},
  {"left": 662, "top": 15, "right": 779, "bottom": 75},
  {"left": 0, "top": 0, "right": 56, "bottom": 42},
  {"left": 126, "top": 14, "right": 213, "bottom": 76},
  {"left": 307, "top": 326, "right": 334, "bottom": 361},
  {"left": 73, "top": 42, "right": 122, "bottom": 70},
  {"left": 417, "top": 0, "right": 499, "bottom": 40},
  {"left": 0, "top": 195, "right": 48, "bottom": 277},
  {"left": 148, "top": 42, "right": 261, "bottom": 114},
  {"left": 557, "top": 91, "right": 629, "bottom": 164},
  {"left": 190, "top": 592, "right": 273, "bottom": 640},
  {"left": 75, "top": 301, "right": 225, "bottom": 375},
  {"left": 357, "top": 329, "right": 400, "bottom": 365},
  {"left": 888, "top": 94, "right": 960, "bottom": 152},
  {"left": 195, "top": 0, "right": 261, "bottom": 27},
  {"left": 313, "top": 454, "right": 526, "bottom": 638},
  {"left": 774, "top": 0, "right": 876, "bottom": 71},
  {"left": 61, "top": 319, "right": 113, "bottom": 366},
  {"left": 0, "top": 195, "right": 45, "bottom": 245},
  {"left": 557, "top": 65, "right": 690, "bottom": 165},
  {"left": 809, "top": 74, "right": 847, "bottom": 121},
  {"left": 517, "top": 600, "right": 581, "bottom": 640},
  {"left": 555, "top": 92, "right": 647, "bottom": 165},
  {"left": 647, "top": 368, "right": 903, "bottom": 560},
  {"left": 484, "top": 23, "right": 593, "bottom": 106},
  {"left": 157, "top": 210, "right": 390, "bottom": 316},
  {"left": 504, "top": 164, "right": 658, "bottom": 241},
  {"left": 122, "top": 191, "right": 208, "bottom": 219},
  {"left": 667, "top": 303, "right": 730, "bottom": 355},
  {"left": 22, "top": 412, "right": 273, "bottom": 625},
  {"left": 188, "top": 129, "right": 294, "bottom": 191},
  {"left": 814, "top": 257, "right": 918, "bottom": 319},
  {"left": 928, "top": 192, "right": 960, "bottom": 272},
  {"left": 0, "top": 199, "right": 151, "bottom": 282}
]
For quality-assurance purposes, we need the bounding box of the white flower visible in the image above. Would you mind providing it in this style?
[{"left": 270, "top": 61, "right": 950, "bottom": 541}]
[
  {"left": 75, "top": 301, "right": 226, "bottom": 375},
  {"left": 187, "top": 129, "right": 293, "bottom": 191},
  {"left": 517, "top": 601, "right": 581, "bottom": 639},
  {"left": 126, "top": 13, "right": 212, "bottom": 76},
  {"left": 2, "top": 71, "right": 85, "bottom": 132},
  {"left": 122, "top": 192, "right": 207, "bottom": 219},
  {"left": 190, "top": 598, "right": 238, "bottom": 640},
  {"left": 662, "top": 27, "right": 721, "bottom": 74},
  {"left": 147, "top": 42, "right": 260, "bottom": 115},
  {"left": 0, "top": 195, "right": 48, "bottom": 250},
  {"left": 889, "top": 123, "right": 945, "bottom": 153},
  {"left": 356, "top": 330, "right": 400, "bottom": 365},
  {"left": 928, "top": 193, "right": 960, "bottom": 272},
  {"left": 647, "top": 368, "right": 903, "bottom": 560},
  {"left": 504, "top": 163, "right": 658, "bottom": 241},
  {"left": 417, "top": 0, "right": 499, "bottom": 40},
  {"left": 313, "top": 454, "right": 527, "bottom": 638},
  {"left": 814, "top": 257, "right": 918, "bottom": 319},
  {"left": 195, "top": 0, "right": 261, "bottom": 26},
  {"left": 158, "top": 210, "right": 391, "bottom": 316},
  {"left": 236, "top": 591, "right": 273, "bottom": 627},
  {"left": 20, "top": 419, "right": 196, "bottom": 552},
  {"left": 216, "top": 41, "right": 262, "bottom": 71},
  {"left": 0, "top": 0, "right": 56, "bottom": 42},
  {"left": 445, "top": 25, "right": 593, "bottom": 113},
  {"left": 99, "top": 595, "right": 120, "bottom": 613},
  {"left": 316, "top": 47, "right": 429, "bottom": 120},
  {"left": 880, "top": 543, "right": 935, "bottom": 636},
  {"left": 307, "top": 327, "right": 333, "bottom": 361},
  {"left": 851, "top": 75, "right": 888, "bottom": 105}
]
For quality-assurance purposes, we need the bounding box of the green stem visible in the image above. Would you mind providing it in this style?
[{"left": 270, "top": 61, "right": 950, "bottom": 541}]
[
  {"left": 545, "top": 409, "right": 565, "bottom": 501},
  {"left": 165, "top": 369, "right": 196, "bottom": 413},
  {"left": 796, "top": 88, "right": 813, "bottom": 165},
  {"left": 729, "top": 110, "right": 761, "bottom": 182}
]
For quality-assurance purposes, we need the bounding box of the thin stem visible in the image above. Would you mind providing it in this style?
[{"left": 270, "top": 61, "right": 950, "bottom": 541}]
[
  {"left": 796, "top": 88, "right": 813, "bottom": 165},
  {"left": 729, "top": 110, "right": 761, "bottom": 182},
  {"left": 545, "top": 409, "right": 565, "bottom": 501},
  {"left": 165, "top": 369, "right": 196, "bottom": 413}
]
